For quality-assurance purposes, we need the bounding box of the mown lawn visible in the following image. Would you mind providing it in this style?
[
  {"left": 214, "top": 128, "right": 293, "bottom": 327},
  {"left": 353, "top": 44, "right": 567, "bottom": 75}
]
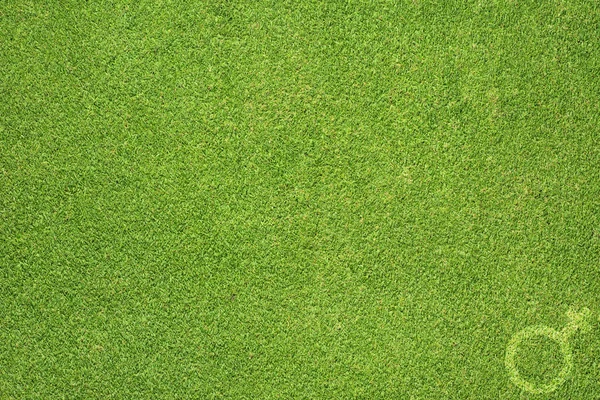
[{"left": 1, "top": 1, "right": 599, "bottom": 398}]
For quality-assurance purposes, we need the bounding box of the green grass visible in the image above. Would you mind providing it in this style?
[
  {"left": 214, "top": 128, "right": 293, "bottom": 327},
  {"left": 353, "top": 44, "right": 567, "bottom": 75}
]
[
  {"left": 1, "top": 0, "right": 600, "bottom": 398},
  {"left": 515, "top": 335, "right": 565, "bottom": 389}
]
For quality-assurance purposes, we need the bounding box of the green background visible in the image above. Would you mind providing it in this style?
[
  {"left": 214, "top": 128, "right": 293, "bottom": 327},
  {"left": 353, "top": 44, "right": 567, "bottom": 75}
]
[{"left": 1, "top": 0, "right": 599, "bottom": 398}]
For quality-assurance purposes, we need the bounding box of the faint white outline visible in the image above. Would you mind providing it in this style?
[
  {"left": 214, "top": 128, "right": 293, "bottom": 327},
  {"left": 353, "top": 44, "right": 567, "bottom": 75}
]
[{"left": 505, "top": 307, "right": 593, "bottom": 394}]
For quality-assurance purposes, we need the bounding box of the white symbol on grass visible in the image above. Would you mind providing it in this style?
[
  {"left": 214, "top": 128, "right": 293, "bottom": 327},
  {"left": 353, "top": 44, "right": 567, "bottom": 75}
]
[{"left": 505, "top": 307, "right": 593, "bottom": 394}]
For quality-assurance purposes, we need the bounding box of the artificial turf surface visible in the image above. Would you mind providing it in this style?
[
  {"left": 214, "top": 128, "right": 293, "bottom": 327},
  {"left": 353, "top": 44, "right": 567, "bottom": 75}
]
[{"left": 1, "top": 0, "right": 600, "bottom": 398}]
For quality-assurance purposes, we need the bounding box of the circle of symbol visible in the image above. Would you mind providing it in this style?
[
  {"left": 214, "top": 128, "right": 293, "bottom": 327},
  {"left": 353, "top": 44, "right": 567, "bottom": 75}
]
[{"left": 505, "top": 325, "right": 572, "bottom": 394}]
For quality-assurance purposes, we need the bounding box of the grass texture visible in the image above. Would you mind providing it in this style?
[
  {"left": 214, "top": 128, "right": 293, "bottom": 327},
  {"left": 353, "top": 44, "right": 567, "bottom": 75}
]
[{"left": 1, "top": 0, "right": 600, "bottom": 398}]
